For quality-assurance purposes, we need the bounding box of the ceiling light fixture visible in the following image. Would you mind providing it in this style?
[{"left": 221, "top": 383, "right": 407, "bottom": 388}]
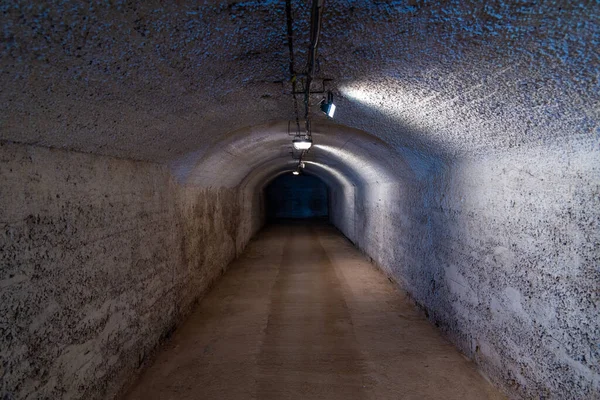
[
  {"left": 320, "top": 91, "right": 335, "bottom": 118},
  {"left": 293, "top": 136, "right": 313, "bottom": 150}
]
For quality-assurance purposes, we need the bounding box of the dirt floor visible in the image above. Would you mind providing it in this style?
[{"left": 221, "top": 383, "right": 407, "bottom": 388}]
[{"left": 125, "top": 222, "right": 504, "bottom": 400}]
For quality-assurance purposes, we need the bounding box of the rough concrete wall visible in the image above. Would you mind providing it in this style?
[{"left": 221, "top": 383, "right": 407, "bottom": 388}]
[
  {"left": 236, "top": 185, "right": 264, "bottom": 256},
  {"left": 172, "top": 185, "right": 240, "bottom": 319},
  {"left": 0, "top": 142, "right": 246, "bottom": 399},
  {"left": 428, "top": 146, "right": 600, "bottom": 399},
  {"left": 344, "top": 145, "right": 600, "bottom": 399},
  {"left": 350, "top": 180, "right": 430, "bottom": 289},
  {"left": 329, "top": 185, "right": 355, "bottom": 242}
]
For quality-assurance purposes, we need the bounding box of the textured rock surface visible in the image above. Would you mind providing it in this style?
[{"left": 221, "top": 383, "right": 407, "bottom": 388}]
[
  {"left": 1, "top": 1, "right": 597, "bottom": 162},
  {"left": 0, "top": 142, "right": 256, "bottom": 399},
  {"left": 428, "top": 147, "right": 600, "bottom": 398}
]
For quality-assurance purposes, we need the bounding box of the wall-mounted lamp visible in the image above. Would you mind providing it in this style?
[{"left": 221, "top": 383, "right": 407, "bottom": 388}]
[
  {"left": 320, "top": 91, "right": 336, "bottom": 118},
  {"left": 293, "top": 137, "right": 313, "bottom": 150}
]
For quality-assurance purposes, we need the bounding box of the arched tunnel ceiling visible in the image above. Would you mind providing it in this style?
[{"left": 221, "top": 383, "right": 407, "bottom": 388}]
[
  {"left": 241, "top": 161, "right": 350, "bottom": 196},
  {"left": 1, "top": 0, "right": 598, "bottom": 165},
  {"left": 172, "top": 121, "right": 425, "bottom": 188}
]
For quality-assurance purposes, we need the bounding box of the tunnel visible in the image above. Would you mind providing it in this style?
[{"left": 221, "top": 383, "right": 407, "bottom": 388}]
[
  {"left": 265, "top": 173, "right": 329, "bottom": 222},
  {"left": 265, "top": 173, "right": 329, "bottom": 220},
  {"left": 1, "top": 1, "right": 599, "bottom": 399}
]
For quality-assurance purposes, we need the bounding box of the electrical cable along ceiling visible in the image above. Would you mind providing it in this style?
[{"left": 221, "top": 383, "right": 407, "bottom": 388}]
[
  {"left": 171, "top": 0, "right": 400, "bottom": 190},
  {"left": 285, "top": 0, "right": 337, "bottom": 178}
]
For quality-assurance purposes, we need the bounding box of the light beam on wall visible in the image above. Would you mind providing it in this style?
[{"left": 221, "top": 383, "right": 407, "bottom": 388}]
[
  {"left": 314, "top": 144, "right": 393, "bottom": 183},
  {"left": 304, "top": 161, "right": 355, "bottom": 188}
]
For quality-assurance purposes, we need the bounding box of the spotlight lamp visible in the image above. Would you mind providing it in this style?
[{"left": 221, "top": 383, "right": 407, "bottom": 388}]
[
  {"left": 320, "top": 91, "right": 336, "bottom": 118},
  {"left": 293, "top": 137, "right": 313, "bottom": 150}
]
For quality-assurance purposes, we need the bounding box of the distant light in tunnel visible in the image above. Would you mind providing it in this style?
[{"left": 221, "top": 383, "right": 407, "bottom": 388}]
[
  {"left": 293, "top": 137, "right": 313, "bottom": 150},
  {"left": 292, "top": 171, "right": 300, "bottom": 175}
]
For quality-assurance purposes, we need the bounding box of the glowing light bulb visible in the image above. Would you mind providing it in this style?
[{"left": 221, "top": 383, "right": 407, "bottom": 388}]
[{"left": 293, "top": 138, "right": 313, "bottom": 150}]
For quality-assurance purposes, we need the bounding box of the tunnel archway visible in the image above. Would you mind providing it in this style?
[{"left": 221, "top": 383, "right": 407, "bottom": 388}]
[{"left": 170, "top": 120, "right": 429, "bottom": 252}]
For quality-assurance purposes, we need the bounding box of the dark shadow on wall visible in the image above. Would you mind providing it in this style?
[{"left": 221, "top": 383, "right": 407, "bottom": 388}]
[{"left": 265, "top": 173, "right": 328, "bottom": 220}]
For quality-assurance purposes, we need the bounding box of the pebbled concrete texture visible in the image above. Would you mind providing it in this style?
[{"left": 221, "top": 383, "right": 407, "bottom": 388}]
[
  {"left": 429, "top": 147, "right": 600, "bottom": 398},
  {"left": 1, "top": 1, "right": 597, "bottom": 162},
  {"left": 0, "top": 141, "right": 254, "bottom": 399}
]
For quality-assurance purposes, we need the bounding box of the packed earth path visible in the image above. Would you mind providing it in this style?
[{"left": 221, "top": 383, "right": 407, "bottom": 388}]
[{"left": 125, "top": 221, "right": 504, "bottom": 400}]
